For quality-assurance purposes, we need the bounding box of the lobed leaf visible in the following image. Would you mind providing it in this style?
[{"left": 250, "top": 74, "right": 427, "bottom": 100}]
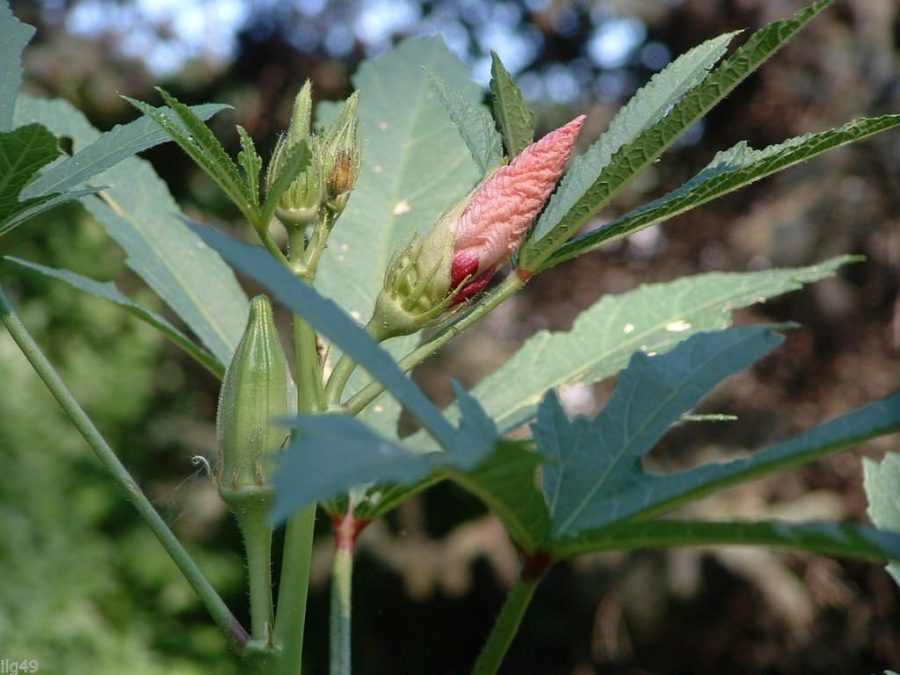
[
  {"left": 437, "top": 257, "right": 854, "bottom": 438},
  {"left": 528, "top": 30, "right": 737, "bottom": 245},
  {"left": 14, "top": 95, "right": 249, "bottom": 367},
  {"left": 554, "top": 519, "right": 900, "bottom": 563},
  {"left": 521, "top": 0, "right": 832, "bottom": 272},
  {"left": 21, "top": 103, "right": 229, "bottom": 199},
  {"left": 271, "top": 381, "right": 497, "bottom": 523},
  {"left": 6, "top": 257, "right": 223, "bottom": 378},
  {"left": 537, "top": 326, "right": 784, "bottom": 537},
  {"left": 863, "top": 453, "right": 900, "bottom": 585},
  {"left": 546, "top": 114, "right": 900, "bottom": 268},
  {"left": 125, "top": 89, "right": 256, "bottom": 223},
  {"left": 0, "top": 0, "right": 34, "bottom": 131},
  {"left": 599, "top": 393, "right": 900, "bottom": 533},
  {"left": 489, "top": 52, "right": 534, "bottom": 158}
]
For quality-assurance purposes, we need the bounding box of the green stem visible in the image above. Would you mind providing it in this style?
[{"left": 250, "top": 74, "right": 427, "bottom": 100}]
[
  {"left": 232, "top": 496, "right": 275, "bottom": 642},
  {"left": 272, "top": 243, "right": 326, "bottom": 674},
  {"left": 323, "top": 352, "right": 357, "bottom": 408},
  {"left": 345, "top": 274, "right": 524, "bottom": 415},
  {"left": 471, "top": 575, "right": 541, "bottom": 675},
  {"left": 0, "top": 285, "right": 249, "bottom": 652},
  {"left": 255, "top": 223, "right": 291, "bottom": 268},
  {"left": 329, "top": 546, "right": 354, "bottom": 675},
  {"left": 273, "top": 505, "right": 317, "bottom": 675}
]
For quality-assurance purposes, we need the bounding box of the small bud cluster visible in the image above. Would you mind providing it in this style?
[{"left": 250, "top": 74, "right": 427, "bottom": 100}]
[{"left": 265, "top": 82, "right": 362, "bottom": 228}]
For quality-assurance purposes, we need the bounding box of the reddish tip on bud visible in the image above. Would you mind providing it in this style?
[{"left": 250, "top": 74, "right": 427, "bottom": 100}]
[
  {"left": 372, "top": 115, "right": 584, "bottom": 338},
  {"left": 449, "top": 114, "right": 585, "bottom": 299}
]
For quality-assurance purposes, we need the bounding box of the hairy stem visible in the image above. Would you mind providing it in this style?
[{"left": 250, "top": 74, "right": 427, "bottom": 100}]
[
  {"left": 0, "top": 285, "right": 249, "bottom": 652},
  {"left": 329, "top": 514, "right": 368, "bottom": 675},
  {"left": 233, "top": 497, "right": 275, "bottom": 642}
]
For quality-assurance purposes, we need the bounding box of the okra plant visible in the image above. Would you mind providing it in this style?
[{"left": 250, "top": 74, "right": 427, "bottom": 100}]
[{"left": 2, "top": 1, "right": 900, "bottom": 673}]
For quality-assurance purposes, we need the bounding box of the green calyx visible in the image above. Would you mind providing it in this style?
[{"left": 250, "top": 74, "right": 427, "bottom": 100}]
[
  {"left": 321, "top": 91, "right": 362, "bottom": 211},
  {"left": 216, "top": 295, "right": 296, "bottom": 496},
  {"left": 370, "top": 205, "right": 461, "bottom": 339},
  {"left": 266, "top": 81, "right": 323, "bottom": 226}
]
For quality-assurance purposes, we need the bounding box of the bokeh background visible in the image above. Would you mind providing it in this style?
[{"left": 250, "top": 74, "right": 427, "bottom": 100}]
[{"left": 2, "top": 0, "right": 899, "bottom": 673}]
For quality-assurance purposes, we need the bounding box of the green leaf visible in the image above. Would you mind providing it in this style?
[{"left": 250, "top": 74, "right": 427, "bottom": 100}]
[
  {"left": 314, "top": 36, "right": 483, "bottom": 438},
  {"left": 528, "top": 30, "right": 737, "bottom": 245},
  {"left": 0, "top": 1, "right": 34, "bottom": 131},
  {"left": 258, "top": 140, "right": 310, "bottom": 227},
  {"left": 0, "top": 124, "right": 60, "bottom": 228},
  {"left": 864, "top": 453, "right": 900, "bottom": 585},
  {"left": 451, "top": 257, "right": 854, "bottom": 437},
  {"left": 124, "top": 89, "right": 257, "bottom": 223},
  {"left": 189, "top": 221, "right": 458, "bottom": 448},
  {"left": 521, "top": 0, "right": 832, "bottom": 272},
  {"left": 14, "top": 95, "right": 250, "bottom": 367},
  {"left": 443, "top": 441, "right": 551, "bottom": 553},
  {"left": 538, "top": 326, "right": 784, "bottom": 537},
  {"left": 429, "top": 70, "right": 503, "bottom": 175},
  {"left": 553, "top": 519, "right": 900, "bottom": 563},
  {"left": 489, "top": 52, "right": 534, "bottom": 158},
  {"left": 21, "top": 103, "right": 229, "bottom": 200},
  {"left": 0, "top": 186, "right": 99, "bottom": 237},
  {"left": 612, "top": 393, "right": 900, "bottom": 530},
  {"left": 236, "top": 125, "right": 262, "bottom": 209},
  {"left": 6, "top": 256, "right": 223, "bottom": 378},
  {"left": 271, "top": 381, "right": 496, "bottom": 523},
  {"left": 546, "top": 114, "right": 900, "bottom": 268}
]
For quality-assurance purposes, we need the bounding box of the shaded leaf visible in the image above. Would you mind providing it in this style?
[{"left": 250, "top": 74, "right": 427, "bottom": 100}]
[
  {"left": 522, "top": 0, "right": 832, "bottom": 271},
  {"left": 489, "top": 52, "right": 534, "bottom": 158},
  {"left": 14, "top": 95, "right": 249, "bottom": 366},
  {"left": 547, "top": 114, "right": 900, "bottom": 268},
  {"left": 0, "top": 186, "right": 99, "bottom": 237},
  {"left": 864, "top": 453, "right": 900, "bottom": 585},
  {"left": 271, "top": 381, "right": 496, "bottom": 523},
  {"left": 0, "top": 1, "right": 34, "bottom": 131},
  {"left": 538, "top": 326, "right": 784, "bottom": 537},
  {"left": 6, "top": 256, "right": 223, "bottom": 378},
  {"left": 554, "top": 519, "right": 900, "bottom": 563},
  {"left": 0, "top": 124, "right": 59, "bottom": 227}
]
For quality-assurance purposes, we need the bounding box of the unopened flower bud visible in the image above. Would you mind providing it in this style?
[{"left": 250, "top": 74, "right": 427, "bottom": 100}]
[
  {"left": 371, "top": 115, "right": 585, "bottom": 339},
  {"left": 217, "top": 296, "right": 296, "bottom": 495},
  {"left": 266, "top": 82, "right": 323, "bottom": 226},
  {"left": 321, "top": 91, "right": 361, "bottom": 211}
]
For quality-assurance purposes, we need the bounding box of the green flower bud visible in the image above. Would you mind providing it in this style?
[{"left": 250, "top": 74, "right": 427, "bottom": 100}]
[
  {"left": 217, "top": 295, "right": 295, "bottom": 495},
  {"left": 321, "top": 91, "right": 361, "bottom": 211},
  {"left": 266, "top": 81, "right": 323, "bottom": 226}
]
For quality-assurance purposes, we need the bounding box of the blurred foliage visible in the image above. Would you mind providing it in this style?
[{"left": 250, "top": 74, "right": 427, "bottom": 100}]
[{"left": 2, "top": 0, "right": 899, "bottom": 673}]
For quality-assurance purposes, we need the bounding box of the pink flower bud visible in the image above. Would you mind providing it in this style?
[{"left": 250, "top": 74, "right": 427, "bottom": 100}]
[
  {"left": 449, "top": 114, "right": 585, "bottom": 301},
  {"left": 372, "top": 115, "right": 584, "bottom": 339}
]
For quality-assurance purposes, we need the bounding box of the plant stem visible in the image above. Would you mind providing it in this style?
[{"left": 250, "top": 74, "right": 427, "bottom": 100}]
[
  {"left": 233, "top": 496, "right": 275, "bottom": 642},
  {"left": 329, "top": 545, "right": 354, "bottom": 675},
  {"left": 0, "top": 285, "right": 249, "bottom": 652},
  {"left": 273, "top": 505, "right": 317, "bottom": 674},
  {"left": 345, "top": 274, "right": 524, "bottom": 415},
  {"left": 323, "top": 352, "right": 357, "bottom": 408},
  {"left": 272, "top": 244, "right": 325, "bottom": 674},
  {"left": 471, "top": 576, "right": 541, "bottom": 675}
]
